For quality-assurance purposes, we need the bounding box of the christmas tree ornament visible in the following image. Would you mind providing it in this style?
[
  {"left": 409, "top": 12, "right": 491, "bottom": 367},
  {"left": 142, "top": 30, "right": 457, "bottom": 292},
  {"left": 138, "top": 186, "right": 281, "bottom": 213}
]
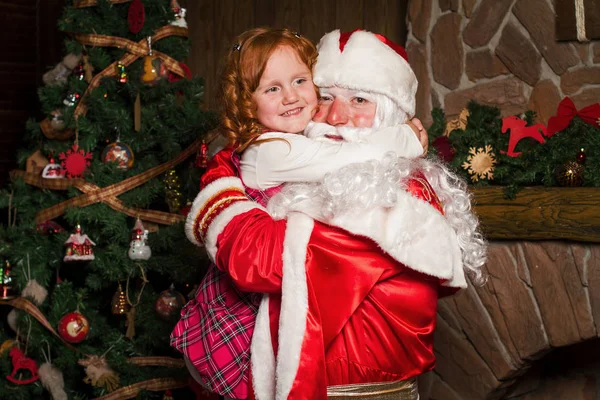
[
  {"left": 82, "top": 52, "right": 94, "bottom": 83},
  {"left": 26, "top": 150, "right": 49, "bottom": 175},
  {"left": 500, "top": 116, "right": 547, "bottom": 157},
  {"left": 39, "top": 344, "right": 67, "bottom": 400},
  {"left": 6, "top": 346, "right": 39, "bottom": 385},
  {"left": 78, "top": 355, "right": 120, "bottom": 392},
  {"left": 111, "top": 282, "right": 130, "bottom": 315},
  {"left": 50, "top": 109, "right": 66, "bottom": 131},
  {"left": 155, "top": 284, "right": 186, "bottom": 321},
  {"left": 461, "top": 145, "right": 497, "bottom": 182},
  {"left": 134, "top": 92, "right": 141, "bottom": 132},
  {"left": 0, "top": 260, "right": 15, "bottom": 300},
  {"left": 128, "top": 218, "right": 151, "bottom": 260},
  {"left": 102, "top": 137, "right": 134, "bottom": 170},
  {"left": 42, "top": 154, "right": 65, "bottom": 179},
  {"left": 168, "top": 61, "right": 192, "bottom": 83},
  {"left": 36, "top": 220, "right": 64, "bottom": 236},
  {"left": 141, "top": 36, "right": 162, "bottom": 85},
  {"left": 63, "top": 92, "right": 81, "bottom": 107},
  {"left": 164, "top": 170, "right": 183, "bottom": 213},
  {"left": 194, "top": 140, "right": 209, "bottom": 168},
  {"left": 73, "top": 64, "right": 85, "bottom": 81},
  {"left": 42, "top": 53, "right": 82, "bottom": 87},
  {"left": 7, "top": 278, "right": 48, "bottom": 332},
  {"left": 39, "top": 362, "right": 67, "bottom": 400},
  {"left": 0, "top": 339, "right": 16, "bottom": 357},
  {"left": 127, "top": 0, "right": 145, "bottom": 34},
  {"left": 58, "top": 311, "right": 90, "bottom": 343},
  {"left": 58, "top": 144, "right": 92, "bottom": 178},
  {"left": 21, "top": 258, "right": 49, "bottom": 306},
  {"left": 170, "top": 0, "right": 187, "bottom": 28},
  {"left": 64, "top": 225, "right": 96, "bottom": 262},
  {"left": 163, "top": 389, "right": 174, "bottom": 400},
  {"left": 116, "top": 61, "right": 128, "bottom": 84}
]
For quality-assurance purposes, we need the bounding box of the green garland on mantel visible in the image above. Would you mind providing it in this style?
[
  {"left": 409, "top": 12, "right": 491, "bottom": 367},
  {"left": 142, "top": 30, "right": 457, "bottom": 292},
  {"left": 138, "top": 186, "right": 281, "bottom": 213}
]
[{"left": 428, "top": 101, "right": 600, "bottom": 198}]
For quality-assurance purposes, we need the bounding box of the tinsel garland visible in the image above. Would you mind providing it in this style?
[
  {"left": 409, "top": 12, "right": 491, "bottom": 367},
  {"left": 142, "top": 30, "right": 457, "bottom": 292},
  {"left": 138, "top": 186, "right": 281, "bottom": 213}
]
[{"left": 428, "top": 101, "right": 600, "bottom": 197}]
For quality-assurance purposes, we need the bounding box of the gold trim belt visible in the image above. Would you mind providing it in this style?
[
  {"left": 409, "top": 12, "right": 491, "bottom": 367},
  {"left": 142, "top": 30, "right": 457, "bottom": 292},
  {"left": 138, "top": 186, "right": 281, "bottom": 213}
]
[{"left": 327, "top": 378, "right": 419, "bottom": 399}]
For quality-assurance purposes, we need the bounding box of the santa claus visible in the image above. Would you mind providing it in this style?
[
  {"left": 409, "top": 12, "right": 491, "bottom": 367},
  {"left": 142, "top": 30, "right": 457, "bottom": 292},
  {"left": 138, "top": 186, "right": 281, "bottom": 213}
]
[{"left": 183, "top": 29, "right": 486, "bottom": 400}]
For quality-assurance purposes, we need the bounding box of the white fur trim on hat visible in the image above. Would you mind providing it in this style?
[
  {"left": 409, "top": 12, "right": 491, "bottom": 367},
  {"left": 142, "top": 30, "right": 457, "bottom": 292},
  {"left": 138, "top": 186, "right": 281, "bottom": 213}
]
[{"left": 313, "top": 29, "right": 418, "bottom": 117}]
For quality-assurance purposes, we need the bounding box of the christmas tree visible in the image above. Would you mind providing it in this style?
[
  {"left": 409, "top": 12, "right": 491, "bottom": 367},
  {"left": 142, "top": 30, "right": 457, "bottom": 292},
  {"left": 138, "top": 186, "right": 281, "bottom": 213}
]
[{"left": 0, "top": 0, "right": 217, "bottom": 398}]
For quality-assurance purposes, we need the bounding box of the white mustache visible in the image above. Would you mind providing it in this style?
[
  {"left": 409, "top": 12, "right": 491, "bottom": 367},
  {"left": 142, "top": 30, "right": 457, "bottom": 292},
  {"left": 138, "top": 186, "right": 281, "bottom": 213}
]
[{"left": 304, "top": 122, "right": 374, "bottom": 143}]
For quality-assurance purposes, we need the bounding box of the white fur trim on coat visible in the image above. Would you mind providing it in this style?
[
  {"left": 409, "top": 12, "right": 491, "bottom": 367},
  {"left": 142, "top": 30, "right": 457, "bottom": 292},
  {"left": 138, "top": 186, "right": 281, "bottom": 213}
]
[
  {"left": 251, "top": 295, "right": 276, "bottom": 400},
  {"left": 185, "top": 176, "right": 265, "bottom": 260},
  {"left": 276, "top": 212, "right": 314, "bottom": 399},
  {"left": 313, "top": 30, "right": 417, "bottom": 117}
]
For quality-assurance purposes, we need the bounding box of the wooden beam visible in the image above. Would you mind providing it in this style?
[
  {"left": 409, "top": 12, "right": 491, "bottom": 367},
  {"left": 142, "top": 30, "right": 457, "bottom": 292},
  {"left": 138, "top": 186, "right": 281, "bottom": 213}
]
[{"left": 470, "top": 187, "right": 600, "bottom": 243}]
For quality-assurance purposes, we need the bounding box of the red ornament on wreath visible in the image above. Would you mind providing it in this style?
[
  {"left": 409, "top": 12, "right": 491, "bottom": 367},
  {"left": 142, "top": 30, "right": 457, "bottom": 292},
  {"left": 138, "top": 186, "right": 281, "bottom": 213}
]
[
  {"left": 500, "top": 116, "right": 547, "bottom": 157},
  {"left": 58, "top": 144, "right": 92, "bottom": 178},
  {"left": 58, "top": 311, "right": 89, "bottom": 343},
  {"left": 128, "top": 0, "right": 145, "bottom": 34}
]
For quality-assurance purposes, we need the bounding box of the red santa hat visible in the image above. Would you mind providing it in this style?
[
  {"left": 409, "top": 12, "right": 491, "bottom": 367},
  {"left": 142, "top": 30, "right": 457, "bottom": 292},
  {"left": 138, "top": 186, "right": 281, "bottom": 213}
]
[{"left": 313, "top": 29, "right": 418, "bottom": 117}]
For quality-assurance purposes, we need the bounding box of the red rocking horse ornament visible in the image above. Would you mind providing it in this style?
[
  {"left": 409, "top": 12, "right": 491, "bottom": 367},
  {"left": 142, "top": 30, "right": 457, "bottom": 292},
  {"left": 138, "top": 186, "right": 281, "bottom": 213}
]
[
  {"left": 500, "top": 115, "right": 547, "bottom": 157},
  {"left": 6, "top": 346, "right": 39, "bottom": 385}
]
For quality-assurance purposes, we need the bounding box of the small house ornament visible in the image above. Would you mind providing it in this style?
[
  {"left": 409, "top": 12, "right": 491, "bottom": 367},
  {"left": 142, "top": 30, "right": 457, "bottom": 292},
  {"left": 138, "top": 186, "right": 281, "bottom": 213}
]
[{"left": 64, "top": 225, "right": 95, "bottom": 262}]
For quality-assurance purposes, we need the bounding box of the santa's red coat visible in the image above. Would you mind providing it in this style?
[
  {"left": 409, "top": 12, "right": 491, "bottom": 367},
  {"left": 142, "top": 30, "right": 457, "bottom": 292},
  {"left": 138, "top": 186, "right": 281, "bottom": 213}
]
[{"left": 186, "top": 148, "right": 463, "bottom": 400}]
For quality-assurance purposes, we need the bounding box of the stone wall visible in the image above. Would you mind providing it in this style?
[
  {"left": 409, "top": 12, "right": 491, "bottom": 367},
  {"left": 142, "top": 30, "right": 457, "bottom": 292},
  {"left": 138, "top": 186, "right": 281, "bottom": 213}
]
[
  {"left": 420, "top": 242, "right": 600, "bottom": 400},
  {"left": 406, "top": 0, "right": 600, "bottom": 127}
]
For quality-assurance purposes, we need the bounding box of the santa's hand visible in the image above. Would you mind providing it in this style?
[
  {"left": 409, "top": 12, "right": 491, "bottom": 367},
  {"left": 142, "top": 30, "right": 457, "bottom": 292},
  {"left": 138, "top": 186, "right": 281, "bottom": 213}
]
[{"left": 407, "top": 118, "right": 428, "bottom": 155}]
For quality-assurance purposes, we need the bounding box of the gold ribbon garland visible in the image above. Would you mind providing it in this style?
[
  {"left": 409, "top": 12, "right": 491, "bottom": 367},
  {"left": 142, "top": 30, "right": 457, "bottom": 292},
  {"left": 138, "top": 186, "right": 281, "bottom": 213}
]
[
  {"left": 41, "top": 25, "right": 189, "bottom": 140},
  {"left": 93, "top": 377, "right": 189, "bottom": 400},
  {"left": 11, "top": 137, "right": 203, "bottom": 225},
  {"left": 0, "top": 297, "right": 187, "bottom": 399}
]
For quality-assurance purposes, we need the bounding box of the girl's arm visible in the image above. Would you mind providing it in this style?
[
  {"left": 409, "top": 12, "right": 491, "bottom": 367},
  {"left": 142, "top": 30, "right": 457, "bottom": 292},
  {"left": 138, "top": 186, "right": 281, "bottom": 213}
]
[{"left": 241, "top": 125, "right": 423, "bottom": 189}]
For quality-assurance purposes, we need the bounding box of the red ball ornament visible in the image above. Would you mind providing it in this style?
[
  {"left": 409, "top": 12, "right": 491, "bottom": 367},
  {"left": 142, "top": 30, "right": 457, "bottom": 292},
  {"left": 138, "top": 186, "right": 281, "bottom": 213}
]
[
  {"left": 168, "top": 62, "right": 192, "bottom": 83},
  {"left": 128, "top": 0, "right": 145, "bottom": 34},
  {"left": 155, "top": 286, "right": 186, "bottom": 321},
  {"left": 58, "top": 312, "right": 90, "bottom": 343}
]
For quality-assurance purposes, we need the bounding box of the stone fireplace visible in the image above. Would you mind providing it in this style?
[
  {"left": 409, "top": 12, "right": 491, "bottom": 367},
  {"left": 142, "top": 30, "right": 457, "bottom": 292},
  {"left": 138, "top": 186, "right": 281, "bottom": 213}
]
[
  {"left": 406, "top": 0, "right": 599, "bottom": 127},
  {"left": 423, "top": 242, "right": 600, "bottom": 399},
  {"left": 405, "top": 1, "right": 600, "bottom": 398}
]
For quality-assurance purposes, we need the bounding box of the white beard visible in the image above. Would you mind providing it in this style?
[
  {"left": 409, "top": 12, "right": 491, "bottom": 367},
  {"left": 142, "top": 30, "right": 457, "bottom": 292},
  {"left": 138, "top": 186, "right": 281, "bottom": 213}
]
[{"left": 267, "top": 121, "right": 487, "bottom": 286}]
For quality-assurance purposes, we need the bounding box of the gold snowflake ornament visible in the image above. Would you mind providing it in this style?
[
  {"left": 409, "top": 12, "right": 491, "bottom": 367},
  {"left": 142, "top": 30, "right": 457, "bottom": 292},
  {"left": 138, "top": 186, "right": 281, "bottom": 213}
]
[{"left": 462, "top": 145, "right": 497, "bottom": 182}]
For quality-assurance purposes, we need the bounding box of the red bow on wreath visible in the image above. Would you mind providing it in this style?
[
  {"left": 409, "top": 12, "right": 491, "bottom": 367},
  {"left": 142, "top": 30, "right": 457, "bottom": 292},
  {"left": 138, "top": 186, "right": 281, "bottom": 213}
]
[{"left": 547, "top": 97, "right": 600, "bottom": 137}]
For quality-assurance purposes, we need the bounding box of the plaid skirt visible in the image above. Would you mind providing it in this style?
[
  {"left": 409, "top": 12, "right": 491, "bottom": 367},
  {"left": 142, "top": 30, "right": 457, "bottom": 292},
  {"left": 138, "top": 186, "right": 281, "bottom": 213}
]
[{"left": 171, "top": 263, "right": 260, "bottom": 399}]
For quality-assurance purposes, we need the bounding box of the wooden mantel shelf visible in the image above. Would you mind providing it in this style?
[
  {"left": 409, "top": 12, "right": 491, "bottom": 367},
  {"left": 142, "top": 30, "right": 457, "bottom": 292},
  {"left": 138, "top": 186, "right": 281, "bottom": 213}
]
[{"left": 469, "top": 187, "right": 600, "bottom": 243}]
